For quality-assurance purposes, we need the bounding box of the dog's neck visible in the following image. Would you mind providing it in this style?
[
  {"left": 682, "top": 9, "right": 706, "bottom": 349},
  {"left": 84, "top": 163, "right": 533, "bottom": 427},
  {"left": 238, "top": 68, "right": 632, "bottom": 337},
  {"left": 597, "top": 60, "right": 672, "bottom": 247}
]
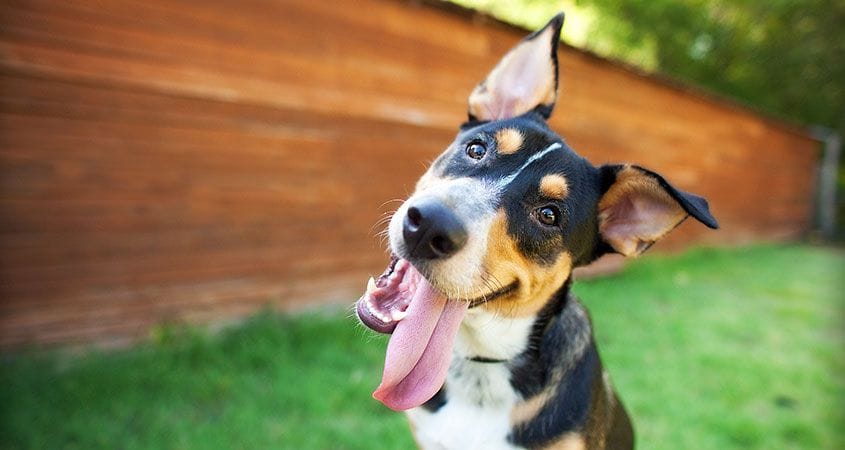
[
  {"left": 453, "top": 280, "right": 579, "bottom": 364},
  {"left": 441, "top": 281, "right": 593, "bottom": 412}
]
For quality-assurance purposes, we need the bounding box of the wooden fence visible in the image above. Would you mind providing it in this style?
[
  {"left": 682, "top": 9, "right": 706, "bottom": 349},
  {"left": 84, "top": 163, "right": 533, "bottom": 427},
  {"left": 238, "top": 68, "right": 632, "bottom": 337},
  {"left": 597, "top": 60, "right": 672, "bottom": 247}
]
[{"left": 0, "top": 0, "right": 820, "bottom": 348}]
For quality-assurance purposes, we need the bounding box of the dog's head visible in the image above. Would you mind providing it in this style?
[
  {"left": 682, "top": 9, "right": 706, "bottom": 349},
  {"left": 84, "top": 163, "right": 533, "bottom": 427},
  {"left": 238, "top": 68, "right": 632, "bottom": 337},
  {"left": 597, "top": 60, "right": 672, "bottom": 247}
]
[{"left": 356, "top": 14, "right": 717, "bottom": 411}]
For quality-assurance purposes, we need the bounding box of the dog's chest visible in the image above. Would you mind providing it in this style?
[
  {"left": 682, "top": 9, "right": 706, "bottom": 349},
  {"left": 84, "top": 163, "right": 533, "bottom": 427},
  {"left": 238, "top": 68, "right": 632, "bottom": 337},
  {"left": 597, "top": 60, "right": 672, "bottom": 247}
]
[
  {"left": 406, "top": 312, "right": 535, "bottom": 450},
  {"left": 407, "top": 362, "right": 522, "bottom": 450}
]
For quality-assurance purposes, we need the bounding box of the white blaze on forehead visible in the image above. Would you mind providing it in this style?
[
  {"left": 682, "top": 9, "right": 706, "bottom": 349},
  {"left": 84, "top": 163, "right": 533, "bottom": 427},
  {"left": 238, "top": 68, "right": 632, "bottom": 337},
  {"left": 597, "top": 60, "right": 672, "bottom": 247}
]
[
  {"left": 423, "top": 177, "right": 497, "bottom": 220},
  {"left": 495, "top": 142, "right": 562, "bottom": 192}
]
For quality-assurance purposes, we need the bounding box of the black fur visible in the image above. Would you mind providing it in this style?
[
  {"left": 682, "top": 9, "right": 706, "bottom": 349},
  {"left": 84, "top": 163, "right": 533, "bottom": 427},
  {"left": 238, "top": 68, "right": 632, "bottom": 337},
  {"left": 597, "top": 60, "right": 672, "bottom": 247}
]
[
  {"left": 421, "top": 385, "right": 448, "bottom": 413},
  {"left": 509, "top": 280, "right": 571, "bottom": 399},
  {"left": 509, "top": 344, "right": 599, "bottom": 448}
]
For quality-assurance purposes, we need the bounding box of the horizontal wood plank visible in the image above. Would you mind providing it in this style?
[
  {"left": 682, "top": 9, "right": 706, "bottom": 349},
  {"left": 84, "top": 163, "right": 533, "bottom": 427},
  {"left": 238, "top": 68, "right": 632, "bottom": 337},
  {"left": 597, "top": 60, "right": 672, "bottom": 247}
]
[{"left": 0, "top": 0, "right": 820, "bottom": 348}]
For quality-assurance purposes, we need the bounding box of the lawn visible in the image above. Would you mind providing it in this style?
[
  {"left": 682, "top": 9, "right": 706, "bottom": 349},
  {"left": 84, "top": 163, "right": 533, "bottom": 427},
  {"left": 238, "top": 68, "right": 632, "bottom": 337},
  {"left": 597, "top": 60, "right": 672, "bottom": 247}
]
[{"left": 1, "top": 245, "right": 843, "bottom": 450}]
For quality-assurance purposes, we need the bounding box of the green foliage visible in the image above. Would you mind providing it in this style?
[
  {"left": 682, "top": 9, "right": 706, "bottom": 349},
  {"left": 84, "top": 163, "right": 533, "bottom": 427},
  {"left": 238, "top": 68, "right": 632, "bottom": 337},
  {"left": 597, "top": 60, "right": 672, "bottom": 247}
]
[
  {"left": 574, "top": 0, "right": 845, "bottom": 131},
  {"left": 1, "top": 245, "right": 843, "bottom": 449}
]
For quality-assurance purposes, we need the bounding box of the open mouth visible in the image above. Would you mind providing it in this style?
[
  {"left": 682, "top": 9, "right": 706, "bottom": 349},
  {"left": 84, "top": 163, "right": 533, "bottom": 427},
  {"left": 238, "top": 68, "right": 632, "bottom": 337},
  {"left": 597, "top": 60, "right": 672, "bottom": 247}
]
[
  {"left": 355, "top": 253, "right": 517, "bottom": 411},
  {"left": 356, "top": 254, "right": 517, "bottom": 334},
  {"left": 356, "top": 255, "right": 414, "bottom": 334}
]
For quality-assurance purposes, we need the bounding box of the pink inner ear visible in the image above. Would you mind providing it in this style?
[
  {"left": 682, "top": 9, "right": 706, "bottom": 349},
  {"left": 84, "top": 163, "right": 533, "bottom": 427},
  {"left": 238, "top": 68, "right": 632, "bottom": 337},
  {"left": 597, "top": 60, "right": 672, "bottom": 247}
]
[
  {"left": 600, "top": 187, "right": 688, "bottom": 257},
  {"left": 468, "top": 25, "right": 557, "bottom": 121},
  {"left": 498, "top": 39, "right": 555, "bottom": 111}
]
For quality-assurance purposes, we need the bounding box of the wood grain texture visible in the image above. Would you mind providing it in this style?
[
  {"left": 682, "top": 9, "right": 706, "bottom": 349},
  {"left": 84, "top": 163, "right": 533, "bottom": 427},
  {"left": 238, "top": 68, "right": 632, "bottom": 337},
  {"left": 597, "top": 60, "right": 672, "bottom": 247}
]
[{"left": 0, "top": 0, "right": 819, "bottom": 348}]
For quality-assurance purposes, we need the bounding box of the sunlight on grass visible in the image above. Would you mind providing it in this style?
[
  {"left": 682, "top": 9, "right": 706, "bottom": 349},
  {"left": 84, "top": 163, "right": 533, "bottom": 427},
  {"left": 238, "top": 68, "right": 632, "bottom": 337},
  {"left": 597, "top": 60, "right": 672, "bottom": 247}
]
[{"left": 1, "top": 245, "right": 843, "bottom": 449}]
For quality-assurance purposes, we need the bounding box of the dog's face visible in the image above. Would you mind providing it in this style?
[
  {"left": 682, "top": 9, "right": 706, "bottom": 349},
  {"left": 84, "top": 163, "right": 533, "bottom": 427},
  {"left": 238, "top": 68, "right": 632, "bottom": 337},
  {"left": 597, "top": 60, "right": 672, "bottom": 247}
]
[
  {"left": 356, "top": 14, "right": 717, "bottom": 411},
  {"left": 387, "top": 115, "right": 602, "bottom": 319}
]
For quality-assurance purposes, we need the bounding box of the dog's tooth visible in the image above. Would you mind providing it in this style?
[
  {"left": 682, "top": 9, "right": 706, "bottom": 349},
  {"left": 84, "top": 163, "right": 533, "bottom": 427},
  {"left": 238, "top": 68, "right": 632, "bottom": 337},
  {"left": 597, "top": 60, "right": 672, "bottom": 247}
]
[
  {"left": 366, "top": 277, "right": 377, "bottom": 294},
  {"left": 366, "top": 299, "right": 385, "bottom": 322},
  {"left": 391, "top": 309, "right": 408, "bottom": 321},
  {"left": 366, "top": 297, "right": 379, "bottom": 316}
]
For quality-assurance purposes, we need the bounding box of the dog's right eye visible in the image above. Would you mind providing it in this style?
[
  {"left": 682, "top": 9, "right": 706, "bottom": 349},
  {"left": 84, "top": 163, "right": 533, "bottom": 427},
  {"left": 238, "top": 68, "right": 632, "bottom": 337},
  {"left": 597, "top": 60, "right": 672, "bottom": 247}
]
[
  {"left": 535, "top": 206, "right": 559, "bottom": 226},
  {"left": 466, "top": 142, "right": 487, "bottom": 160}
]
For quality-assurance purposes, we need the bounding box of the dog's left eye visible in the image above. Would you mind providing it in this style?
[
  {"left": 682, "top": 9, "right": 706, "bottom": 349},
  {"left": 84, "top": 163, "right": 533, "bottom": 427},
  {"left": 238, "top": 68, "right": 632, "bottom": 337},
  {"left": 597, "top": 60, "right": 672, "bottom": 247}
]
[
  {"left": 466, "top": 142, "right": 487, "bottom": 160},
  {"left": 535, "top": 206, "right": 559, "bottom": 226}
]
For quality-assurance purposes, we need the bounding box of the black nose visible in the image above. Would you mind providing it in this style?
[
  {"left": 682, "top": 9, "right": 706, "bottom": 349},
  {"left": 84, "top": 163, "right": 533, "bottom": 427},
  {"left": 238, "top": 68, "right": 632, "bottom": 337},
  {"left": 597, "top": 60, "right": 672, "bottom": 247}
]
[{"left": 403, "top": 199, "right": 468, "bottom": 260}]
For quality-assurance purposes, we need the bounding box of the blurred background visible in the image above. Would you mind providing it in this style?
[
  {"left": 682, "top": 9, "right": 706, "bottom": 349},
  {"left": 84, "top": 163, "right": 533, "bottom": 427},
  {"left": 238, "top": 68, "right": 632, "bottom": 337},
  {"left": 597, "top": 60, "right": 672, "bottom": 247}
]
[{"left": 0, "top": 0, "right": 842, "bottom": 449}]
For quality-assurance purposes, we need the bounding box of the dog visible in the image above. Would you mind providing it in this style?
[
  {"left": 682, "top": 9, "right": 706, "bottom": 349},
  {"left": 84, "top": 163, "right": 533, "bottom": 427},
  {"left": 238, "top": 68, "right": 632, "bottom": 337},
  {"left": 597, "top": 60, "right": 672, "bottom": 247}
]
[{"left": 355, "top": 14, "right": 717, "bottom": 450}]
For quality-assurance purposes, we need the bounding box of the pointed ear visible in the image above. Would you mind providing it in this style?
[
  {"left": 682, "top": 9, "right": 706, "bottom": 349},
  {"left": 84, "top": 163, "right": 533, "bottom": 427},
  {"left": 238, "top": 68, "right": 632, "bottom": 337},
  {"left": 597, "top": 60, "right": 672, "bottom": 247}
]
[
  {"left": 468, "top": 13, "right": 564, "bottom": 122},
  {"left": 598, "top": 165, "right": 719, "bottom": 257}
]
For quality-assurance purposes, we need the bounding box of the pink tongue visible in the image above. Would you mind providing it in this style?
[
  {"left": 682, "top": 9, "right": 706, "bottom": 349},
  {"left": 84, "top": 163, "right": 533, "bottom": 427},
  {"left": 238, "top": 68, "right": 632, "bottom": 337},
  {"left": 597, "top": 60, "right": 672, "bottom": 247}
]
[{"left": 372, "top": 268, "right": 469, "bottom": 411}]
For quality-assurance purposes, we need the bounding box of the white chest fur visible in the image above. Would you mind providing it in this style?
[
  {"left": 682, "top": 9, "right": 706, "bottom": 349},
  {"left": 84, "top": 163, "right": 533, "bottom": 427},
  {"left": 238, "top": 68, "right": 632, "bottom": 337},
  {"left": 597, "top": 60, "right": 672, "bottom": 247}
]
[{"left": 406, "top": 310, "right": 535, "bottom": 450}]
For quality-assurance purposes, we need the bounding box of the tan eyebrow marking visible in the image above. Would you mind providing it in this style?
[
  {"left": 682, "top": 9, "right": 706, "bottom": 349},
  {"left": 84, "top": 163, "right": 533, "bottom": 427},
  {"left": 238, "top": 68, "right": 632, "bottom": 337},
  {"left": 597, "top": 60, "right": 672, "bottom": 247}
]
[
  {"left": 540, "top": 174, "right": 569, "bottom": 200},
  {"left": 495, "top": 128, "right": 524, "bottom": 154}
]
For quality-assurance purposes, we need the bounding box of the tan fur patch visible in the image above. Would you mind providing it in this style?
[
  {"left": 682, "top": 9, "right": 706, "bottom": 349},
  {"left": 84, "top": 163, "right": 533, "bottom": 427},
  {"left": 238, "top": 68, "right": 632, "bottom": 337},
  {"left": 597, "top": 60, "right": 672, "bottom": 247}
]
[
  {"left": 540, "top": 174, "right": 569, "bottom": 200},
  {"left": 480, "top": 211, "right": 573, "bottom": 318},
  {"left": 543, "top": 432, "right": 587, "bottom": 450},
  {"left": 511, "top": 388, "right": 555, "bottom": 426},
  {"left": 598, "top": 166, "right": 687, "bottom": 257},
  {"left": 495, "top": 128, "right": 524, "bottom": 154},
  {"left": 597, "top": 165, "right": 665, "bottom": 211}
]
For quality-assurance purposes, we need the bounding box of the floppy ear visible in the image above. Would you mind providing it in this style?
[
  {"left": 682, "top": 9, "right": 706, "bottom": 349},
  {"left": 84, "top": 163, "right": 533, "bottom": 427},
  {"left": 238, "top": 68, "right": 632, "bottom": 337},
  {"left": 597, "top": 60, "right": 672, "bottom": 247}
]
[
  {"left": 468, "top": 13, "right": 564, "bottom": 122},
  {"left": 598, "top": 165, "right": 719, "bottom": 257}
]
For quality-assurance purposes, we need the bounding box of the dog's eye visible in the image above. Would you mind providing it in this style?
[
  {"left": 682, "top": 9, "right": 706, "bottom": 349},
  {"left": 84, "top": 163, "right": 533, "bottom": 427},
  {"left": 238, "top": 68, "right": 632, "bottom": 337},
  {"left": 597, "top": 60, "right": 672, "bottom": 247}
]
[
  {"left": 535, "top": 206, "right": 559, "bottom": 226},
  {"left": 466, "top": 142, "right": 487, "bottom": 160}
]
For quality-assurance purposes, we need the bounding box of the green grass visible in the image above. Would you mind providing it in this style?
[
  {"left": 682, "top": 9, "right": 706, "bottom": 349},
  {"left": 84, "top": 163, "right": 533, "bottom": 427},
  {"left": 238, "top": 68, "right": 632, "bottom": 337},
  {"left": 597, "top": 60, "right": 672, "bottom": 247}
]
[
  {"left": 576, "top": 245, "right": 845, "bottom": 449},
  {"left": 1, "top": 245, "right": 843, "bottom": 449}
]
